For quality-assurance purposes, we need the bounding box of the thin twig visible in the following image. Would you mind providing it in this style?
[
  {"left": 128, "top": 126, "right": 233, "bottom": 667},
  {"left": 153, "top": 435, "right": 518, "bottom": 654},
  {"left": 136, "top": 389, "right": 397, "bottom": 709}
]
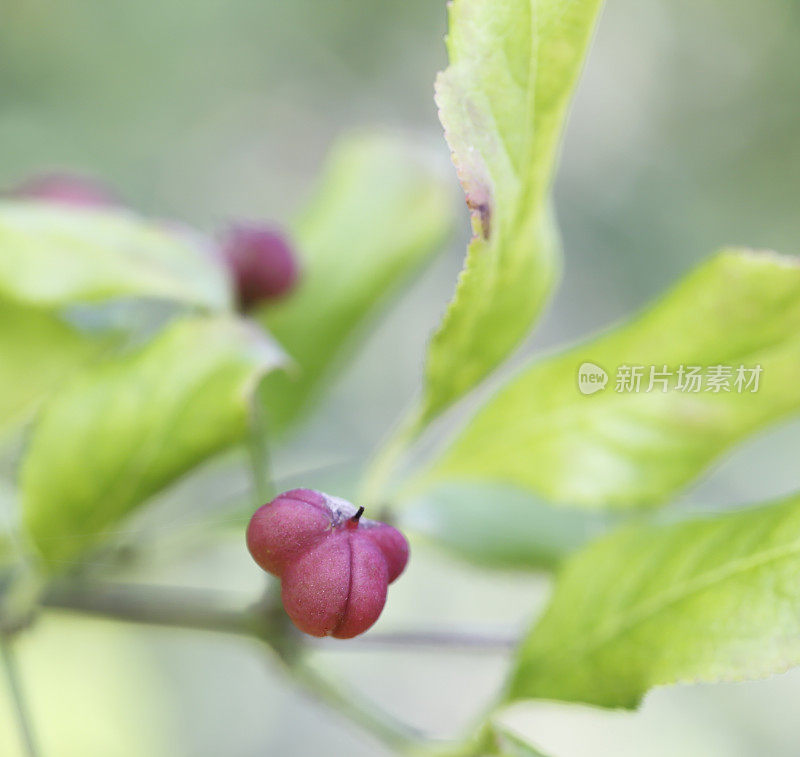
[
  {"left": 36, "top": 579, "right": 516, "bottom": 751},
  {"left": 40, "top": 579, "right": 519, "bottom": 652},
  {"left": 359, "top": 411, "right": 419, "bottom": 507},
  {"left": 41, "top": 579, "right": 428, "bottom": 750},
  {"left": 1, "top": 636, "right": 39, "bottom": 757},
  {"left": 40, "top": 580, "right": 256, "bottom": 637},
  {"left": 288, "top": 658, "right": 423, "bottom": 751},
  {"left": 247, "top": 398, "right": 274, "bottom": 506}
]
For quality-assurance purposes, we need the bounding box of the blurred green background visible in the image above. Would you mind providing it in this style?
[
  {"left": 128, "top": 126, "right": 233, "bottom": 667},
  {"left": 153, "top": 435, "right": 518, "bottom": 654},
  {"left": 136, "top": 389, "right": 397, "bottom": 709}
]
[{"left": 2, "top": 0, "right": 800, "bottom": 754}]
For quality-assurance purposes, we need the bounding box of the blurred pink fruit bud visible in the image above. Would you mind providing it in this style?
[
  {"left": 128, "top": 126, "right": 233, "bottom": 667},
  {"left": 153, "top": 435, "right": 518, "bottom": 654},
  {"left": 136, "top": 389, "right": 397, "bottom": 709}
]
[
  {"left": 9, "top": 172, "right": 117, "bottom": 207},
  {"left": 222, "top": 224, "right": 299, "bottom": 309}
]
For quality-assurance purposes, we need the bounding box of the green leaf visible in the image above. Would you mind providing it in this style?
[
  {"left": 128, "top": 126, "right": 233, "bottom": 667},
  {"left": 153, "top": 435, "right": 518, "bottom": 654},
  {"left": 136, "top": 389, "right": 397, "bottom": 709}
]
[
  {"left": 418, "top": 0, "right": 604, "bottom": 427},
  {"left": 257, "top": 132, "right": 453, "bottom": 432},
  {"left": 21, "top": 316, "right": 283, "bottom": 566},
  {"left": 0, "top": 202, "right": 231, "bottom": 310},
  {"left": 418, "top": 249, "right": 800, "bottom": 509},
  {"left": 0, "top": 297, "right": 115, "bottom": 441},
  {"left": 508, "top": 491, "right": 800, "bottom": 708},
  {"left": 402, "top": 483, "right": 614, "bottom": 571},
  {"left": 0, "top": 203, "right": 230, "bottom": 440}
]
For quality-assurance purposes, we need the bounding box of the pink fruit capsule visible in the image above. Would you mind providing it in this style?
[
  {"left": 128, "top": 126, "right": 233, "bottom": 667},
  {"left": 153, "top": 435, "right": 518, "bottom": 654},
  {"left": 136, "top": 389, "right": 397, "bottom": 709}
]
[{"left": 246, "top": 489, "right": 409, "bottom": 639}]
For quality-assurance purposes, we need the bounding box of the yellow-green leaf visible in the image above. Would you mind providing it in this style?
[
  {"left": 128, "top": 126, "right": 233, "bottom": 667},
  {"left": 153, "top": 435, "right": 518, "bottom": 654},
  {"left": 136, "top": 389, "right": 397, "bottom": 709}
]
[
  {"left": 0, "top": 202, "right": 231, "bottom": 310},
  {"left": 257, "top": 132, "right": 454, "bottom": 433},
  {"left": 418, "top": 0, "right": 604, "bottom": 427},
  {"left": 0, "top": 297, "right": 115, "bottom": 442},
  {"left": 509, "top": 491, "right": 800, "bottom": 708},
  {"left": 418, "top": 249, "right": 800, "bottom": 509},
  {"left": 21, "top": 316, "right": 283, "bottom": 566}
]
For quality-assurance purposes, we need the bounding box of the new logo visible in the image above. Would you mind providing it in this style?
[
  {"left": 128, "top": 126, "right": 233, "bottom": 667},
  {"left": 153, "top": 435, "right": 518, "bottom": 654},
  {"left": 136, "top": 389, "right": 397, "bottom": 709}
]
[{"left": 578, "top": 362, "right": 608, "bottom": 395}]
